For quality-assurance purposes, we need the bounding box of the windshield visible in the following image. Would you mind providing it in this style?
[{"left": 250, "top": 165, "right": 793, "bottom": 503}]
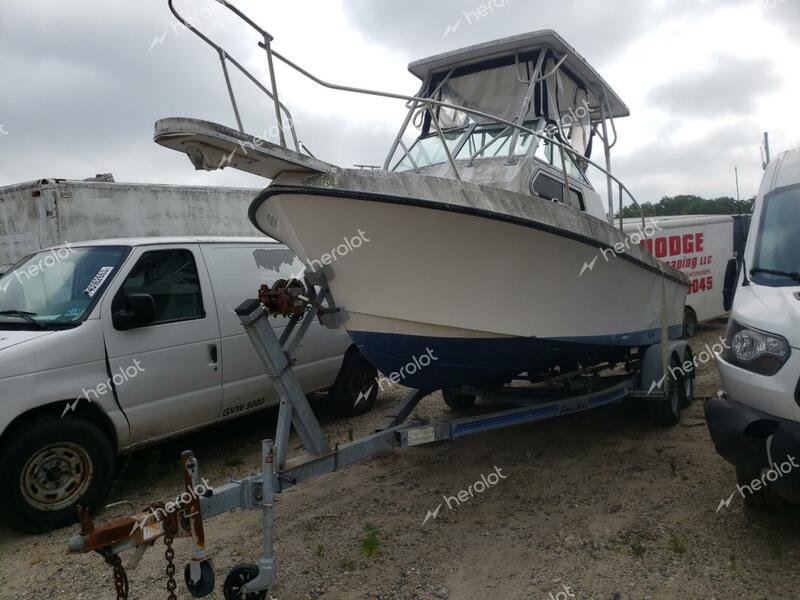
[
  {"left": 0, "top": 245, "right": 130, "bottom": 328},
  {"left": 393, "top": 122, "right": 588, "bottom": 184},
  {"left": 752, "top": 188, "right": 799, "bottom": 286}
]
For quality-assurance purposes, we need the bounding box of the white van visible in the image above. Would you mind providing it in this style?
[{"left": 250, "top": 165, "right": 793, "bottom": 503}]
[
  {"left": 0, "top": 237, "right": 377, "bottom": 532},
  {"left": 706, "top": 149, "right": 800, "bottom": 507}
]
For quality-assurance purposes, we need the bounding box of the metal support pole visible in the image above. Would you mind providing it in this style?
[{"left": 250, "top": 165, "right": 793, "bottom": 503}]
[
  {"left": 600, "top": 103, "right": 614, "bottom": 225},
  {"left": 263, "top": 35, "right": 287, "bottom": 148},
  {"left": 219, "top": 50, "right": 244, "bottom": 134},
  {"left": 242, "top": 440, "right": 277, "bottom": 593}
]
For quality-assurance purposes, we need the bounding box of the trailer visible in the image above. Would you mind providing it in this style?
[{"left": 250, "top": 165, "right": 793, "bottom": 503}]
[
  {"left": 0, "top": 175, "right": 260, "bottom": 266},
  {"left": 66, "top": 267, "right": 694, "bottom": 600}
]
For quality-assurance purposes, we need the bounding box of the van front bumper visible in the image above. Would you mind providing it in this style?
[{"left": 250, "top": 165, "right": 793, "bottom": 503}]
[{"left": 705, "top": 395, "right": 800, "bottom": 502}]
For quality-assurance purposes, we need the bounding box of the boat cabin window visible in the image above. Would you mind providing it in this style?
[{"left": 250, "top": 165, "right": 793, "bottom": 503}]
[{"left": 532, "top": 172, "right": 585, "bottom": 211}]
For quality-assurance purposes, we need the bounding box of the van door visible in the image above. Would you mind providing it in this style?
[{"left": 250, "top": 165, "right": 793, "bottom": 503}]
[
  {"left": 100, "top": 244, "right": 223, "bottom": 444},
  {"left": 201, "top": 243, "right": 349, "bottom": 419}
]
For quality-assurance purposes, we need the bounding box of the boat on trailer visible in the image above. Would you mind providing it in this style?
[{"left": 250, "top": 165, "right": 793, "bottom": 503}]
[{"left": 154, "top": 7, "right": 688, "bottom": 393}]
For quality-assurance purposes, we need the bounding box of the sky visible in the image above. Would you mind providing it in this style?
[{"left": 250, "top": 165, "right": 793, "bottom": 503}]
[{"left": 1, "top": 0, "right": 799, "bottom": 206}]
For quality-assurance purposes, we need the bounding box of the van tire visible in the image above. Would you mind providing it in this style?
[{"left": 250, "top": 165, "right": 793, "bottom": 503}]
[
  {"left": 330, "top": 348, "right": 378, "bottom": 417},
  {"left": 0, "top": 416, "right": 114, "bottom": 534}
]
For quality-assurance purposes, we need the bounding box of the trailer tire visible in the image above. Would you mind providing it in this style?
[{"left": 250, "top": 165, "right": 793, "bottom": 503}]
[
  {"left": 647, "top": 356, "right": 684, "bottom": 427},
  {"left": 223, "top": 563, "right": 268, "bottom": 600},
  {"left": 330, "top": 348, "right": 378, "bottom": 417},
  {"left": 443, "top": 389, "right": 476, "bottom": 410},
  {"left": 0, "top": 416, "right": 114, "bottom": 534}
]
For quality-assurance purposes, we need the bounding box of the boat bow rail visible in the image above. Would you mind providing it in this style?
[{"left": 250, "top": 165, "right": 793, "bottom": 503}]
[{"left": 162, "top": 0, "right": 647, "bottom": 230}]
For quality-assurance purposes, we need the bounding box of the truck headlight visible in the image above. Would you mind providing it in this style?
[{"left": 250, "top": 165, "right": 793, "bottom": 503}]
[{"left": 724, "top": 320, "right": 791, "bottom": 375}]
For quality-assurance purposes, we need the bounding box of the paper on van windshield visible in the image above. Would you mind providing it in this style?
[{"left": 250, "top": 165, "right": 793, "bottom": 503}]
[{"left": 83, "top": 266, "right": 115, "bottom": 297}]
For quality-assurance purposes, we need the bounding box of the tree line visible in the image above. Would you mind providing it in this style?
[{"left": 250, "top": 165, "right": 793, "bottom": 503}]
[{"left": 619, "top": 195, "right": 755, "bottom": 218}]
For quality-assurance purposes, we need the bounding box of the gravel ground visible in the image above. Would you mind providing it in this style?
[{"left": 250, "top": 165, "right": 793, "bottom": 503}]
[{"left": 1, "top": 319, "right": 798, "bottom": 600}]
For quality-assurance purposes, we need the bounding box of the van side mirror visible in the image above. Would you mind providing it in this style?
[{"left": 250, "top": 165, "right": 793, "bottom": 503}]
[
  {"left": 723, "top": 258, "right": 739, "bottom": 312},
  {"left": 113, "top": 293, "right": 157, "bottom": 330}
]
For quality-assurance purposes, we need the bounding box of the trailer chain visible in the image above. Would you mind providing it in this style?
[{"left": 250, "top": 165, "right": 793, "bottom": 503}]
[
  {"left": 164, "top": 534, "right": 178, "bottom": 600},
  {"left": 97, "top": 549, "right": 129, "bottom": 600},
  {"left": 112, "top": 554, "right": 130, "bottom": 600}
]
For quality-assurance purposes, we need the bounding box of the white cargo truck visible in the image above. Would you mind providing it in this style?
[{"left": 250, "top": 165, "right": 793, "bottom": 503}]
[
  {"left": 624, "top": 214, "right": 750, "bottom": 336},
  {"left": 0, "top": 175, "right": 260, "bottom": 267}
]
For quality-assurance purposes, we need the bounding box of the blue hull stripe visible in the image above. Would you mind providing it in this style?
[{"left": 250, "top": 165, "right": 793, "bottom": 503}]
[{"left": 351, "top": 325, "right": 683, "bottom": 391}]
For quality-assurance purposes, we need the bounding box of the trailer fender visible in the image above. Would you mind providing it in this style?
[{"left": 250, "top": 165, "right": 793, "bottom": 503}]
[{"left": 638, "top": 341, "right": 693, "bottom": 397}]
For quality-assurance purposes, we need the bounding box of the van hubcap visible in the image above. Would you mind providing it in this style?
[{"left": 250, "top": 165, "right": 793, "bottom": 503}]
[{"left": 21, "top": 443, "right": 93, "bottom": 511}]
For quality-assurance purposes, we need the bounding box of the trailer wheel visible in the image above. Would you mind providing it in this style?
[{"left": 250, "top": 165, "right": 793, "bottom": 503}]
[
  {"left": 443, "top": 388, "right": 476, "bottom": 410},
  {"left": 683, "top": 307, "right": 698, "bottom": 338},
  {"left": 184, "top": 560, "right": 215, "bottom": 598},
  {"left": 647, "top": 356, "right": 683, "bottom": 427},
  {"left": 330, "top": 348, "right": 378, "bottom": 417},
  {"left": 0, "top": 416, "right": 114, "bottom": 534},
  {"left": 223, "top": 563, "right": 268, "bottom": 600}
]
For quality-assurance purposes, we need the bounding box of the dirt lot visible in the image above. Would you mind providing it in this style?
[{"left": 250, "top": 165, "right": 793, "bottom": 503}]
[{"left": 1, "top": 320, "right": 798, "bottom": 600}]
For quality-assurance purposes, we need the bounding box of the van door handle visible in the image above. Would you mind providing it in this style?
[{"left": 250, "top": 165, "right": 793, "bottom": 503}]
[{"left": 208, "top": 344, "right": 219, "bottom": 366}]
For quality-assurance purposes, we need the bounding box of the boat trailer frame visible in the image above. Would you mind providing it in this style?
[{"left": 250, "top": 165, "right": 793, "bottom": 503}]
[{"left": 68, "top": 266, "right": 689, "bottom": 599}]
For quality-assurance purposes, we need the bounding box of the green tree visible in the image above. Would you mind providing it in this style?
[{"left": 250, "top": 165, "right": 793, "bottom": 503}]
[{"left": 619, "top": 195, "right": 754, "bottom": 218}]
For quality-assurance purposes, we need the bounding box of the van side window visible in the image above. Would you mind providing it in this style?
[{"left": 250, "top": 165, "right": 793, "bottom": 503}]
[{"left": 116, "top": 249, "right": 205, "bottom": 325}]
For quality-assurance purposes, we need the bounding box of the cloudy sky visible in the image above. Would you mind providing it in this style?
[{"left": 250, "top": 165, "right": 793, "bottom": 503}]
[{"left": 1, "top": 0, "right": 798, "bottom": 205}]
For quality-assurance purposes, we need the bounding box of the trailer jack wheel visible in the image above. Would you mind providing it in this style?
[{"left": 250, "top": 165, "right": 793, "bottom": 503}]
[
  {"left": 223, "top": 564, "right": 268, "bottom": 600},
  {"left": 184, "top": 560, "right": 215, "bottom": 598}
]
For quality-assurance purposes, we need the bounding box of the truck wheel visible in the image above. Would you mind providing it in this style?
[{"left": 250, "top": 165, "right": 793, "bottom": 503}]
[
  {"left": 647, "top": 356, "right": 683, "bottom": 427},
  {"left": 0, "top": 416, "right": 114, "bottom": 534},
  {"left": 330, "top": 348, "right": 378, "bottom": 417},
  {"left": 683, "top": 308, "right": 698, "bottom": 338},
  {"left": 736, "top": 464, "right": 785, "bottom": 509},
  {"left": 443, "top": 389, "right": 476, "bottom": 410}
]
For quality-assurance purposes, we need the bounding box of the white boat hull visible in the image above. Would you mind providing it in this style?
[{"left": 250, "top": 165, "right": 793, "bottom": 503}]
[{"left": 250, "top": 170, "right": 688, "bottom": 390}]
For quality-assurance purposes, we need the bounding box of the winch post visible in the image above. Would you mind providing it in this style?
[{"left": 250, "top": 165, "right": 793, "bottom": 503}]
[{"left": 235, "top": 299, "right": 329, "bottom": 457}]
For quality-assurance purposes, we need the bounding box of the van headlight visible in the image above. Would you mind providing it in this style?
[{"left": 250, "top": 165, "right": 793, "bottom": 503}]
[{"left": 724, "top": 320, "right": 791, "bottom": 375}]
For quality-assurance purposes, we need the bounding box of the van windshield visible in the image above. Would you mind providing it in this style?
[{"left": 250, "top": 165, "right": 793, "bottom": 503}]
[
  {"left": 0, "top": 245, "right": 130, "bottom": 329},
  {"left": 752, "top": 188, "right": 800, "bottom": 286}
]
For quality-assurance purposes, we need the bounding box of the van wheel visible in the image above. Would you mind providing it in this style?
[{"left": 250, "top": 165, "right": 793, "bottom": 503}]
[
  {"left": 647, "top": 356, "right": 683, "bottom": 427},
  {"left": 0, "top": 416, "right": 114, "bottom": 534},
  {"left": 330, "top": 348, "right": 378, "bottom": 417},
  {"left": 683, "top": 308, "right": 698, "bottom": 338}
]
